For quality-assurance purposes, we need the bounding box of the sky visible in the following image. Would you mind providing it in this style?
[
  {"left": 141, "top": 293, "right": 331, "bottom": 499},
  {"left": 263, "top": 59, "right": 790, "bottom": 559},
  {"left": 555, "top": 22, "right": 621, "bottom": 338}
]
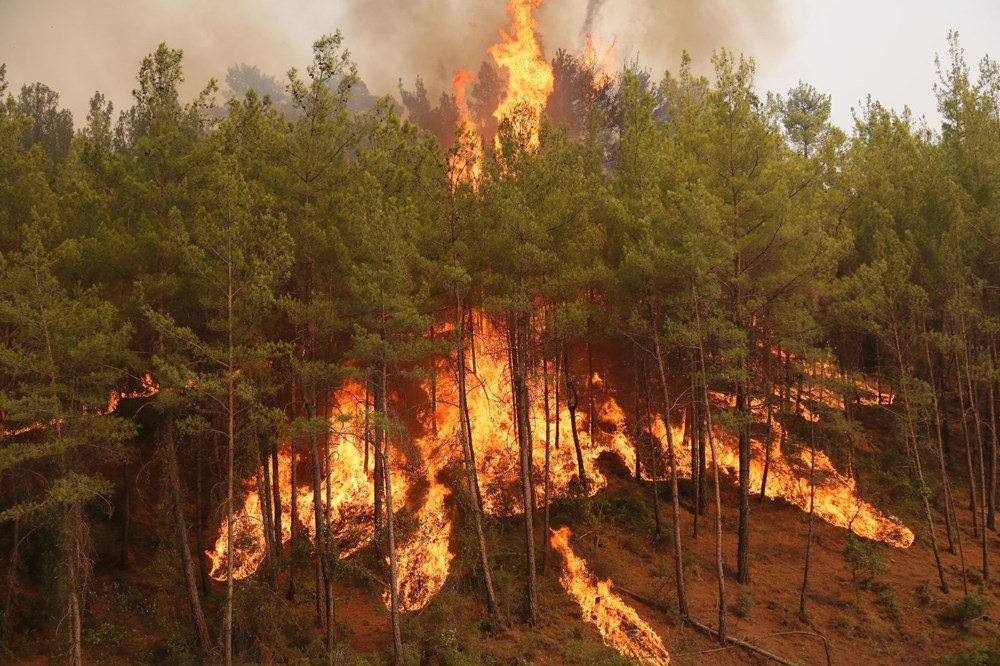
[{"left": 1, "top": 0, "right": 998, "bottom": 133}]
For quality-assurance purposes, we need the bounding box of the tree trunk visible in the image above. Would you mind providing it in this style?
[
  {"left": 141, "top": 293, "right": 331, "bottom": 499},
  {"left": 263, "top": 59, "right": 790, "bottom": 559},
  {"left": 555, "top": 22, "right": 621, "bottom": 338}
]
[
  {"left": 988, "top": 375, "right": 998, "bottom": 532},
  {"left": 510, "top": 313, "right": 539, "bottom": 625},
  {"left": 196, "top": 438, "right": 212, "bottom": 595},
  {"left": 563, "top": 348, "right": 589, "bottom": 493},
  {"left": 736, "top": 372, "right": 751, "bottom": 585},
  {"left": 643, "top": 360, "right": 662, "bottom": 538},
  {"left": 891, "top": 324, "right": 948, "bottom": 593},
  {"left": 923, "top": 324, "right": 956, "bottom": 555},
  {"left": 65, "top": 498, "right": 84, "bottom": 666},
  {"left": 632, "top": 344, "right": 642, "bottom": 480},
  {"left": 378, "top": 362, "right": 404, "bottom": 666},
  {"left": 455, "top": 291, "right": 497, "bottom": 615},
  {"left": 288, "top": 434, "right": 298, "bottom": 600},
  {"left": 165, "top": 419, "right": 211, "bottom": 651},
  {"left": 960, "top": 322, "right": 990, "bottom": 583},
  {"left": 693, "top": 286, "right": 727, "bottom": 643},
  {"left": 956, "top": 350, "right": 980, "bottom": 538},
  {"left": 272, "top": 438, "right": 282, "bottom": 556},
  {"left": 651, "top": 316, "right": 688, "bottom": 618},
  {"left": 255, "top": 431, "right": 278, "bottom": 591},
  {"left": 799, "top": 419, "right": 817, "bottom": 621},
  {"left": 303, "top": 382, "right": 336, "bottom": 660},
  {"left": 225, "top": 289, "right": 236, "bottom": 666}
]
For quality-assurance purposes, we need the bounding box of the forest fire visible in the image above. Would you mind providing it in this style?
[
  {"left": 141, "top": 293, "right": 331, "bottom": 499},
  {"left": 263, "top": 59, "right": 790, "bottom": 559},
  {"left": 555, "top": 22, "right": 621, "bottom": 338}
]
[
  {"left": 597, "top": 389, "right": 914, "bottom": 548},
  {"left": 550, "top": 526, "right": 671, "bottom": 665},
  {"left": 207, "top": 1, "right": 907, "bottom": 655},
  {"left": 488, "top": 0, "right": 554, "bottom": 149},
  {"left": 448, "top": 68, "right": 483, "bottom": 189},
  {"left": 583, "top": 33, "right": 617, "bottom": 86},
  {"left": 208, "top": 313, "right": 913, "bottom": 621}
]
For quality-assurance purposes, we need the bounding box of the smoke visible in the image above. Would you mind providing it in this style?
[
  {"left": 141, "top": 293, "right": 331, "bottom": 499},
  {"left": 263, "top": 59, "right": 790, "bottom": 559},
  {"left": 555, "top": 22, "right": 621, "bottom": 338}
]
[
  {"left": 0, "top": 0, "right": 789, "bottom": 126},
  {"left": 581, "top": 0, "right": 607, "bottom": 40}
]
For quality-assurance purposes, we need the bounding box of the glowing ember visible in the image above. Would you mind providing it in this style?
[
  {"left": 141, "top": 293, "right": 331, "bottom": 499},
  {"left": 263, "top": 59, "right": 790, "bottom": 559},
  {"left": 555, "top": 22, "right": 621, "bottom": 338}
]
[
  {"left": 550, "top": 526, "right": 670, "bottom": 665},
  {"left": 488, "top": 0, "right": 554, "bottom": 150}
]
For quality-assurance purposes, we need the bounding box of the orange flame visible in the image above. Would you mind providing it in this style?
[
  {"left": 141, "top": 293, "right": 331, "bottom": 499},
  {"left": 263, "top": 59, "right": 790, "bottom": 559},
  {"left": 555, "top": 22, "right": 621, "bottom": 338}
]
[
  {"left": 550, "top": 526, "right": 670, "bottom": 665},
  {"left": 448, "top": 68, "right": 483, "bottom": 189},
  {"left": 488, "top": 0, "right": 554, "bottom": 151},
  {"left": 598, "top": 390, "right": 914, "bottom": 548},
  {"left": 583, "top": 33, "right": 617, "bottom": 87},
  {"left": 207, "top": 317, "right": 914, "bottom": 618}
]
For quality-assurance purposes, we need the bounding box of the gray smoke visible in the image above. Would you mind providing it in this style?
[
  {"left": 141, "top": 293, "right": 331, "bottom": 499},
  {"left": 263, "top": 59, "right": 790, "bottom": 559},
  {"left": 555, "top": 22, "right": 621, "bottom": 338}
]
[
  {"left": 0, "top": 0, "right": 788, "bottom": 126},
  {"left": 581, "top": 0, "right": 607, "bottom": 39}
]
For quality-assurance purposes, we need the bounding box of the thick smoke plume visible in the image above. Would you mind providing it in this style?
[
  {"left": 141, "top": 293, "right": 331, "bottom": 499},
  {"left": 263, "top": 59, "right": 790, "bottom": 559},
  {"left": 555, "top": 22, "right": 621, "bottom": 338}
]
[{"left": 1, "top": 0, "right": 787, "bottom": 125}]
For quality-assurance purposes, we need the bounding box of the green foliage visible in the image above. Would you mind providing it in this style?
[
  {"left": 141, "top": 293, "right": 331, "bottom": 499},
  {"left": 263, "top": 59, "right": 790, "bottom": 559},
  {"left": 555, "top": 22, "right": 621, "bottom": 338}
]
[
  {"left": 939, "top": 594, "right": 989, "bottom": 629},
  {"left": 845, "top": 533, "right": 885, "bottom": 591},
  {"left": 733, "top": 586, "right": 754, "bottom": 619},
  {"left": 941, "top": 638, "right": 1000, "bottom": 666}
]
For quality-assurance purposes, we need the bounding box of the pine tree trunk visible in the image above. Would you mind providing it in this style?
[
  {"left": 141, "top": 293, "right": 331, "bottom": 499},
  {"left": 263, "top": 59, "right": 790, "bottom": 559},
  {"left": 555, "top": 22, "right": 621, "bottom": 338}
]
[
  {"left": 66, "top": 498, "right": 84, "bottom": 666},
  {"left": 891, "top": 324, "right": 949, "bottom": 593},
  {"left": 510, "top": 313, "right": 539, "bottom": 625},
  {"left": 643, "top": 361, "right": 662, "bottom": 538},
  {"left": 225, "top": 280, "right": 236, "bottom": 666},
  {"left": 455, "top": 291, "right": 497, "bottom": 615},
  {"left": 988, "top": 376, "right": 998, "bottom": 532},
  {"left": 165, "top": 419, "right": 211, "bottom": 651},
  {"left": 799, "top": 419, "right": 817, "bottom": 621},
  {"left": 272, "top": 439, "right": 282, "bottom": 555},
  {"left": 563, "top": 348, "right": 589, "bottom": 493},
  {"left": 651, "top": 316, "right": 688, "bottom": 618},
  {"left": 956, "top": 350, "right": 980, "bottom": 538},
  {"left": 960, "top": 322, "right": 989, "bottom": 582},
  {"left": 693, "top": 286, "right": 727, "bottom": 643},
  {"left": 923, "top": 324, "right": 956, "bottom": 554},
  {"left": 303, "top": 383, "right": 336, "bottom": 660},
  {"left": 196, "top": 438, "right": 212, "bottom": 595},
  {"left": 256, "top": 432, "right": 278, "bottom": 591},
  {"left": 378, "top": 361, "right": 404, "bottom": 666},
  {"left": 736, "top": 372, "right": 752, "bottom": 585},
  {"left": 288, "top": 434, "right": 298, "bottom": 600}
]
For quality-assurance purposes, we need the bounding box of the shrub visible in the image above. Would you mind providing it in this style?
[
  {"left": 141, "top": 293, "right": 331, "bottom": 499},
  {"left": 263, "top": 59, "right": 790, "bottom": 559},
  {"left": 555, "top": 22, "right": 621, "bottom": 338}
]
[
  {"left": 845, "top": 533, "right": 884, "bottom": 591},
  {"left": 733, "top": 587, "right": 754, "bottom": 619},
  {"left": 939, "top": 594, "right": 989, "bottom": 629}
]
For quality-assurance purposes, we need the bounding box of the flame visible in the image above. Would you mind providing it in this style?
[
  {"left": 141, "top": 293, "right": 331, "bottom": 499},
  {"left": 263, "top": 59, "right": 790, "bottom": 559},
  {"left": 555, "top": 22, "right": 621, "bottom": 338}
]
[
  {"left": 390, "top": 482, "right": 454, "bottom": 611},
  {"left": 4, "top": 373, "right": 159, "bottom": 437},
  {"left": 208, "top": 317, "right": 913, "bottom": 620},
  {"left": 104, "top": 372, "right": 158, "bottom": 413},
  {"left": 488, "top": 0, "right": 554, "bottom": 151},
  {"left": 448, "top": 68, "right": 483, "bottom": 189},
  {"left": 583, "top": 33, "right": 617, "bottom": 87},
  {"left": 207, "top": 381, "right": 408, "bottom": 582},
  {"left": 597, "top": 389, "right": 913, "bottom": 548},
  {"left": 550, "top": 526, "right": 670, "bottom": 665}
]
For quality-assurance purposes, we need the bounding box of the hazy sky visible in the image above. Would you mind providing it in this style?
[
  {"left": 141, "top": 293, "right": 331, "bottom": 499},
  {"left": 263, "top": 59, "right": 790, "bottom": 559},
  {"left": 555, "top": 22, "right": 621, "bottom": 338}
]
[{"left": 1, "top": 0, "right": 998, "bottom": 132}]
